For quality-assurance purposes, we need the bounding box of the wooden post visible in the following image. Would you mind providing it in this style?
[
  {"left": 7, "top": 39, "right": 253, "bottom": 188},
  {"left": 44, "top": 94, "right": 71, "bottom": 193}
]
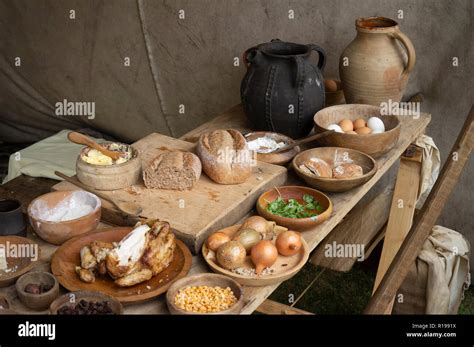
[
  {"left": 365, "top": 106, "right": 474, "bottom": 314},
  {"left": 372, "top": 145, "right": 423, "bottom": 314}
]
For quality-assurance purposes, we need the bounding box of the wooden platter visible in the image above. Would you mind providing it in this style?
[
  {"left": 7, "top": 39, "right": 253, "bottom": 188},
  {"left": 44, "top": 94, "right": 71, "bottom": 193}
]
[
  {"left": 202, "top": 225, "right": 309, "bottom": 286},
  {"left": 0, "top": 236, "right": 39, "bottom": 288},
  {"left": 53, "top": 133, "right": 287, "bottom": 253},
  {"left": 51, "top": 227, "right": 192, "bottom": 303}
]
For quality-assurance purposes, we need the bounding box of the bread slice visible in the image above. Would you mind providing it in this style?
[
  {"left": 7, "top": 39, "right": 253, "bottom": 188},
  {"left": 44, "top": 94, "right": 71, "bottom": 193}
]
[
  {"left": 143, "top": 150, "right": 202, "bottom": 190},
  {"left": 196, "top": 129, "right": 252, "bottom": 184}
]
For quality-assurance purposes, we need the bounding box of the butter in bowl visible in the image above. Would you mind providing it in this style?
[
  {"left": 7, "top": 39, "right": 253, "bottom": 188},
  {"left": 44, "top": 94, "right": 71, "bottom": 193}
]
[{"left": 76, "top": 142, "right": 141, "bottom": 191}]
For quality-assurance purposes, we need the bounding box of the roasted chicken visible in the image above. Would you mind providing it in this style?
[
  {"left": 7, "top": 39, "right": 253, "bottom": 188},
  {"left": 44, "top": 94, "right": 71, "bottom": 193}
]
[{"left": 76, "top": 220, "right": 176, "bottom": 287}]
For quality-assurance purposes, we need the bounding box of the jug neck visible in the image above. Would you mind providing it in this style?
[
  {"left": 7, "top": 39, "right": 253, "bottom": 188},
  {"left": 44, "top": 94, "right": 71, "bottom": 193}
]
[
  {"left": 355, "top": 16, "right": 399, "bottom": 35},
  {"left": 260, "top": 41, "right": 310, "bottom": 59}
]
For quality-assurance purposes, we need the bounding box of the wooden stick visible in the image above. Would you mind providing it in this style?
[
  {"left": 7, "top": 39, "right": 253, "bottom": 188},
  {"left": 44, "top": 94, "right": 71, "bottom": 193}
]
[
  {"left": 371, "top": 146, "right": 423, "bottom": 314},
  {"left": 256, "top": 299, "right": 313, "bottom": 315},
  {"left": 365, "top": 106, "right": 474, "bottom": 314}
]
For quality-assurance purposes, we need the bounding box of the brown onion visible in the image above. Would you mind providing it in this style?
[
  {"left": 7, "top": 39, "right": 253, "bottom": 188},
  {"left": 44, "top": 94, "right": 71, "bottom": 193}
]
[
  {"left": 250, "top": 240, "right": 278, "bottom": 275},
  {"left": 216, "top": 241, "right": 246, "bottom": 270},
  {"left": 233, "top": 228, "right": 262, "bottom": 254},
  {"left": 276, "top": 231, "right": 302, "bottom": 256},
  {"left": 206, "top": 232, "right": 231, "bottom": 252},
  {"left": 240, "top": 216, "right": 275, "bottom": 240}
]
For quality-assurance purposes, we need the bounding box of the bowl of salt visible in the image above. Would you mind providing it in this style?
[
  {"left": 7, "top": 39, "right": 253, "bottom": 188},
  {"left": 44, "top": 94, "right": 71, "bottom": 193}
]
[
  {"left": 28, "top": 190, "right": 101, "bottom": 245},
  {"left": 245, "top": 131, "right": 300, "bottom": 166}
]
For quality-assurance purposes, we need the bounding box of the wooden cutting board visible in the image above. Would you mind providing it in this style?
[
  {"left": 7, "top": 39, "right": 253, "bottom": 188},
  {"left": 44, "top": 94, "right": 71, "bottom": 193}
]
[{"left": 53, "top": 133, "right": 287, "bottom": 253}]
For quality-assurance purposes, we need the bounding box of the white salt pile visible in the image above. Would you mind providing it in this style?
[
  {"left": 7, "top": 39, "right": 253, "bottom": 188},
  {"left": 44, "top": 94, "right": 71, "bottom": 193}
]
[{"left": 31, "top": 191, "right": 99, "bottom": 222}]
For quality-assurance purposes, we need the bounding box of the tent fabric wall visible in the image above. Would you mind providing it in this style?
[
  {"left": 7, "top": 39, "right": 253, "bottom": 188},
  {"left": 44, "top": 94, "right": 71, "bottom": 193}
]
[{"left": 0, "top": 0, "right": 472, "bottom": 273}]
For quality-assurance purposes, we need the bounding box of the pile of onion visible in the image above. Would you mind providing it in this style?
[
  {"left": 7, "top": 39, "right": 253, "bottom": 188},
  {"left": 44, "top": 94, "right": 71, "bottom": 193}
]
[{"left": 207, "top": 217, "right": 303, "bottom": 276}]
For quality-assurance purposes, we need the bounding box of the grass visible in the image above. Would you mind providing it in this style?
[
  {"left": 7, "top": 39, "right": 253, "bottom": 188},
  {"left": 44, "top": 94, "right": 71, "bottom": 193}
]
[{"left": 269, "top": 261, "right": 474, "bottom": 315}]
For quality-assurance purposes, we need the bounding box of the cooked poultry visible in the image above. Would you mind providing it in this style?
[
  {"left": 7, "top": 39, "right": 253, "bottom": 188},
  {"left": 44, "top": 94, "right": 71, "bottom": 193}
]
[{"left": 77, "top": 220, "right": 176, "bottom": 287}]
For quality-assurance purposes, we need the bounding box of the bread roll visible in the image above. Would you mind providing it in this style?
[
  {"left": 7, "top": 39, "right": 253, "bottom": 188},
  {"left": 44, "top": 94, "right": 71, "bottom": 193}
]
[
  {"left": 301, "top": 158, "right": 332, "bottom": 178},
  {"left": 332, "top": 163, "right": 363, "bottom": 179},
  {"left": 143, "top": 150, "right": 201, "bottom": 190},
  {"left": 196, "top": 129, "right": 252, "bottom": 184}
]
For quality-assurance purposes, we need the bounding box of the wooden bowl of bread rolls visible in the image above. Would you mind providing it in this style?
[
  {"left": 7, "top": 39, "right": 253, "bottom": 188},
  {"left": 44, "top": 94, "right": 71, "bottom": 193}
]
[{"left": 293, "top": 147, "right": 377, "bottom": 193}]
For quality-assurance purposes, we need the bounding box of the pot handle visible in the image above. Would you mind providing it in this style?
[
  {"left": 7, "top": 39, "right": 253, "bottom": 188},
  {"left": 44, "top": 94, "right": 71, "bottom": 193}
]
[
  {"left": 392, "top": 29, "right": 416, "bottom": 77},
  {"left": 243, "top": 46, "right": 260, "bottom": 69},
  {"left": 307, "top": 44, "right": 326, "bottom": 71}
]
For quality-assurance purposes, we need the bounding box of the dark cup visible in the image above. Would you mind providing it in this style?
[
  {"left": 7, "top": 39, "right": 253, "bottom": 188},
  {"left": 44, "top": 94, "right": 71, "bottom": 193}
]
[{"left": 0, "top": 199, "right": 27, "bottom": 237}]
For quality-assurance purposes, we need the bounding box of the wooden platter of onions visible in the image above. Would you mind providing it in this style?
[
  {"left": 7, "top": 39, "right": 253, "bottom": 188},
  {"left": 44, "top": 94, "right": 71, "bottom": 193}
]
[{"left": 202, "top": 216, "right": 309, "bottom": 286}]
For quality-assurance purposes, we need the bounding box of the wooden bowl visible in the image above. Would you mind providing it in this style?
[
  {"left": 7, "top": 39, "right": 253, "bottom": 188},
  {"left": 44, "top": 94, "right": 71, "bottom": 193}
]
[
  {"left": 16, "top": 271, "right": 60, "bottom": 310},
  {"left": 76, "top": 142, "right": 141, "bottom": 191},
  {"left": 28, "top": 190, "right": 101, "bottom": 245},
  {"left": 166, "top": 273, "right": 244, "bottom": 314},
  {"left": 293, "top": 147, "right": 377, "bottom": 192},
  {"left": 49, "top": 290, "right": 123, "bottom": 315},
  {"left": 256, "top": 186, "right": 333, "bottom": 231},
  {"left": 202, "top": 224, "right": 309, "bottom": 286},
  {"left": 51, "top": 227, "right": 193, "bottom": 304},
  {"left": 244, "top": 131, "right": 300, "bottom": 166},
  {"left": 325, "top": 79, "right": 345, "bottom": 106},
  {"left": 0, "top": 236, "right": 39, "bottom": 287},
  {"left": 313, "top": 104, "right": 401, "bottom": 157}
]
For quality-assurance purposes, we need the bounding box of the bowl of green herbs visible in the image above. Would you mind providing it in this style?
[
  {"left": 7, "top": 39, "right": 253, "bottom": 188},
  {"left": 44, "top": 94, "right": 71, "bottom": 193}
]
[{"left": 256, "top": 186, "right": 333, "bottom": 230}]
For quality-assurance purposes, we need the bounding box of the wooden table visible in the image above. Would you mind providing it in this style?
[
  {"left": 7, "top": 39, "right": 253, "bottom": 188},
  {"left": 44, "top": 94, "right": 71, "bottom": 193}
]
[{"left": 0, "top": 104, "right": 431, "bottom": 314}]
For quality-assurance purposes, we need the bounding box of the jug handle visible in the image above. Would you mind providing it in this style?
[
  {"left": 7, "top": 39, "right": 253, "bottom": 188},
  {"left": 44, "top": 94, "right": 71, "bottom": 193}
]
[
  {"left": 243, "top": 46, "right": 260, "bottom": 69},
  {"left": 307, "top": 44, "right": 326, "bottom": 71},
  {"left": 392, "top": 30, "right": 416, "bottom": 78}
]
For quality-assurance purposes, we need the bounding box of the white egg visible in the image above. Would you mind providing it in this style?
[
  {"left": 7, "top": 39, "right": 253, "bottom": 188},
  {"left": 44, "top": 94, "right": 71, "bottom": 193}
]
[
  {"left": 367, "top": 117, "right": 385, "bottom": 132},
  {"left": 327, "top": 124, "right": 344, "bottom": 133}
]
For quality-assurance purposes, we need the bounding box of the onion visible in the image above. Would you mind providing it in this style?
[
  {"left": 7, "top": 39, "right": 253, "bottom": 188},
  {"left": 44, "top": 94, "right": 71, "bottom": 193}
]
[
  {"left": 233, "top": 228, "right": 262, "bottom": 254},
  {"left": 250, "top": 240, "right": 278, "bottom": 275},
  {"left": 276, "top": 231, "right": 302, "bottom": 256},
  {"left": 206, "top": 232, "right": 231, "bottom": 252},
  {"left": 240, "top": 216, "right": 276, "bottom": 240},
  {"left": 216, "top": 241, "right": 246, "bottom": 270}
]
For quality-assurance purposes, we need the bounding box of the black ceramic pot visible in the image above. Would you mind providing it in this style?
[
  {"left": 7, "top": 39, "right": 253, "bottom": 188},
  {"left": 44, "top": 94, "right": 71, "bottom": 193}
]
[
  {"left": 0, "top": 199, "right": 27, "bottom": 237},
  {"left": 241, "top": 39, "right": 326, "bottom": 139}
]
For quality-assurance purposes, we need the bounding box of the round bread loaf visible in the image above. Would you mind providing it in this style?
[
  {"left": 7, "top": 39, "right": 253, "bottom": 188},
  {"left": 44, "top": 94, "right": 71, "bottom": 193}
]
[
  {"left": 196, "top": 129, "right": 252, "bottom": 184},
  {"left": 143, "top": 150, "right": 202, "bottom": 190}
]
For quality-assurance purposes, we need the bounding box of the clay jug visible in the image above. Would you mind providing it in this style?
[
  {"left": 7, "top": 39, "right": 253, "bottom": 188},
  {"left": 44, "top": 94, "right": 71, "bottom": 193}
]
[
  {"left": 339, "top": 17, "right": 415, "bottom": 106},
  {"left": 241, "top": 39, "right": 326, "bottom": 139}
]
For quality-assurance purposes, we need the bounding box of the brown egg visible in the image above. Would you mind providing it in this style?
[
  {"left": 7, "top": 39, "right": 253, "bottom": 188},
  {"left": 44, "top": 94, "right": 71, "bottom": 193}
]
[
  {"left": 345, "top": 130, "right": 358, "bottom": 135},
  {"left": 324, "top": 79, "right": 338, "bottom": 92},
  {"left": 353, "top": 118, "right": 367, "bottom": 130},
  {"left": 338, "top": 119, "right": 353, "bottom": 132},
  {"left": 355, "top": 126, "right": 372, "bottom": 135}
]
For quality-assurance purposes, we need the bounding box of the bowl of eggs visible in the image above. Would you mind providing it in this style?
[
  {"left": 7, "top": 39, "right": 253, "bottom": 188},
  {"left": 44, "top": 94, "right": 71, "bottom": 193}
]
[{"left": 313, "top": 104, "right": 401, "bottom": 157}]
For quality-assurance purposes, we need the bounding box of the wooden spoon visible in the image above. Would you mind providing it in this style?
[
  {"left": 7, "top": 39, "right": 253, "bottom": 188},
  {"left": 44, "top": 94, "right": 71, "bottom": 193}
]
[
  {"left": 271, "top": 130, "right": 334, "bottom": 154},
  {"left": 54, "top": 171, "right": 143, "bottom": 216},
  {"left": 68, "top": 131, "right": 122, "bottom": 161}
]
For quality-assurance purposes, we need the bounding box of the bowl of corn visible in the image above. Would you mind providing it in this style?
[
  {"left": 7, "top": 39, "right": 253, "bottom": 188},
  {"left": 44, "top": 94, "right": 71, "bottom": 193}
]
[{"left": 166, "top": 273, "right": 244, "bottom": 315}]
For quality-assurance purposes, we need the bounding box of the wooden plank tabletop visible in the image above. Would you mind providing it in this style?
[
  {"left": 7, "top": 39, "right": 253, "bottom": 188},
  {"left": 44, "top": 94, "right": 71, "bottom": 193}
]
[{"left": 0, "top": 105, "right": 431, "bottom": 314}]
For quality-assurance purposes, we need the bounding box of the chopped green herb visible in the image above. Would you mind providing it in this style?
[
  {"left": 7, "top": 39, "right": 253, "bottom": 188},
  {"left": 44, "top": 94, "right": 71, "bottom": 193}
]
[{"left": 266, "top": 194, "right": 323, "bottom": 219}]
